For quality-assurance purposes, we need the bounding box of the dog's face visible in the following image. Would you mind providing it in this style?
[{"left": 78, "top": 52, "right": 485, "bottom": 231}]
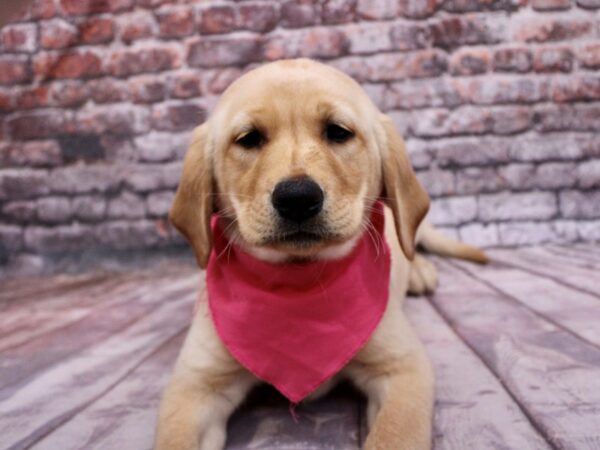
[{"left": 170, "top": 59, "right": 429, "bottom": 266}]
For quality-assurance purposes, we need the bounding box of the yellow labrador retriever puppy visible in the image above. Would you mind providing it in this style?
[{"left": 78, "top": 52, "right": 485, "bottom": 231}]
[{"left": 155, "top": 59, "right": 486, "bottom": 450}]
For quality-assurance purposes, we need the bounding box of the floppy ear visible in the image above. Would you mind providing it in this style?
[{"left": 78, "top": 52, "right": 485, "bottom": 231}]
[
  {"left": 169, "top": 123, "right": 213, "bottom": 268},
  {"left": 379, "top": 114, "right": 430, "bottom": 261}
]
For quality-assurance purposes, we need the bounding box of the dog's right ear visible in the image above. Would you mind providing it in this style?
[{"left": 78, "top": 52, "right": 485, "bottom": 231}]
[{"left": 169, "top": 123, "right": 213, "bottom": 268}]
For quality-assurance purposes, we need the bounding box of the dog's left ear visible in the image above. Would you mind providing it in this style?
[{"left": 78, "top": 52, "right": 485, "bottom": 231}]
[
  {"left": 378, "top": 114, "right": 430, "bottom": 261},
  {"left": 170, "top": 123, "right": 214, "bottom": 268}
]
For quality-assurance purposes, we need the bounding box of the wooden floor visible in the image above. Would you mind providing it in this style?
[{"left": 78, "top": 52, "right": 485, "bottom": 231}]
[{"left": 1, "top": 244, "right": 599, "bottom": 450}]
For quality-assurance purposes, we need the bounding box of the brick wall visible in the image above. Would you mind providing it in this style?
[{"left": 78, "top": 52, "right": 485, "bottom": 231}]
[{"left": 1, "top": 0, "right": 599, "bottom": 276}]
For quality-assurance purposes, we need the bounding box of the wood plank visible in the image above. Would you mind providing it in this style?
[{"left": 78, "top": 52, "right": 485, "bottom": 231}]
[
  {"left": 430, "top": 259, "right": 600, "bottom": 450},
  {"left": 30, "top": 339, "right": 361, "bottom": 450},
  {"left": 0, "top": 284, "right": 195, "bottom": 450},
  {"left": 488, "top": 248, "right": 600, "bottom": 299},
  {"left": 0, "top": 268, "right": 196, "bottom": 353},
  {"left": 451, "top": 258, "right": 600, "bottom": 347},
  {"left": 226, "top": 384, "right": 362, "bottom": 450},
  {"left": 29, "top": 332, "right": 186, "bottom": 450},
  {"left": 555, "top": 243, "right": 600, "bottom": 260},
  {"left": 542, "top": 245, "right": 600, "bottom": 268},
  {"left": 405, "top": 297, "right": 551, "bottom": 450},
  {"left": 0, "top": 272, "right": 110, "bottom": 304},
  {"left": 0, "top": 275, "right": 197, "bottom": 398}
]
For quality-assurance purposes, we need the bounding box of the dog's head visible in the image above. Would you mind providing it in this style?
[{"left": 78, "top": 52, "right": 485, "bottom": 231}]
[{"left": 170, "top": 59, "right": 429, "bottom": 267}]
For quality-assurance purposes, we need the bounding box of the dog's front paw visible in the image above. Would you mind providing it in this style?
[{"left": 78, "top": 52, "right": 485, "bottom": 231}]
[{"left": 408, "top": 254, "right": 438, "bottom": 295}]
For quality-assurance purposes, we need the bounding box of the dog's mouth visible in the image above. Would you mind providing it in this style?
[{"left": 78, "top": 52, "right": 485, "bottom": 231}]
[
  {"left": 265, "top": 222, "right": 343, "bottom": 249},
  {"left": 278, "top": 230, "right": 323, "bottom": 245}
]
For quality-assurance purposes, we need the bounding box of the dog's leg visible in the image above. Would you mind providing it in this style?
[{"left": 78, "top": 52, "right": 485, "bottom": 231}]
[
  {"left": 154, "top": 297, "right": 257, "bottom": 450},
  {"left": 407, "top": 253, "right": 438, "bottom": 295},
  {"left": 361, "top": 348, "right": 433, "bottom": 450},
  {"left": 347, "top": 304, "right": 434, "bottom": 450},
  {"left": 155, "top": 367, "right": 254, "bottom": 450}
]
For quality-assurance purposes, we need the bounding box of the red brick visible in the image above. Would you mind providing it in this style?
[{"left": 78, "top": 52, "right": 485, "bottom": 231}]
[
  {"left": 346, "top": 23, "right": 394, "bottom": 54},
  {"left": 207, "top": 68, "right": 242, "bottom": 94},
  {"left": 40, "top": 19, "right": 77, "bottom": 49},
  {"left": 405, "top": 49, "right": 449, "bottom": 78},
  {"left": 151, "top": 102, "right": 206, "bottom": 131},
  {"left": 2, "top": 140, "right": 62, "bottom": 167},
  {"left": 389, "top": 23, "right": 432, "bottom": 50},
  {"left": 34, "top": 51, "right": 103, "bottom": 79},
  {"left": 449, "top": 48, "right": 489, "bottom": 76},
  {"left": 281, "top": 0, "right": 320, "bottom": 28},
  {"left": 512, "top": 17, "right": 591, "bottom": 42},
  {"left": 533, "top": 47, "right": 573, "bottom": 72},
  {"left": 237, "top": 3, "right": 279, "bottom": 32},
  {"left": 387, "top": 79, "right": 466, "bottom": 109},
  {"left": 576, "top": 0, "right": 600, "bottom": 7},
  {"left": 188, "top": 35, "right": 262, "bottom": 67},
  {"left": 454, "top": 167, "right": 505, "bottom": 194},
  {"left": 534, "top": 104, "right": 600, "bottom": 132},
  {"left": 169, "top": 72, "right": 202, "bottom": 98},
  {"left": 25, "top": 224, "right": 95, "bottom": 253},
  {"left": 78, "top": 17, "right": 115, "bottom": 44},
  {"left": 76, "top": 105, "right": 150, "bottom": 135},
  {"left": 410, "top": 107, "right": 489, "bottom": 137},
  {"left": 468, "top": 76, "right": 550, "bottom": 104},
  {"left": 264, "top": 28, "right": 348, "bottom": 60},
  {"left": 199, "top": 5, "right": 236, "bottom": 34},
  {"left": 333, "top": 49, "right": 447, "bottom": 82},
  {"left": 356, "top": 0, "right": 399, "bottom": 19},
  {"left": 399, "top": 0, "right": 438, "bottom": 18},
  {"left": 8, "top": 111, "right": 70, "bottom": 140},
  {"left": 88, "top": 78, "right": 129, "bottom": 103},
  {"left": 1, "top": 24, "right": 37, "bottom": 53},
  {"left": 129, "top": 76, "right": 166, "bottom": 103},
  {"left": 14, "top": 86, "right": 50, "bottom": 109},
  {"left": 0, "top": 56, "right": 32, "bottom": 85},
  {"left": 50, "top": 81, "right": 89, "bottom": 107},
  {"left": 322, "top": 0, "right": 356, "bottom": 24},
  {"left": 532, "top": 0, "right": 571, "bottom": 9},
  {"left": 157, "top": 7, "right": 195, "bottom": 38},
  {"left": 0, "top": 169, "right": 50, "bottom": 200},
  {"left": 552, "top": 76, "right": 600, "bottom": 102},
  {"left": 28, "top": 0, "right": 58, "bottom": 20},
  {"left": 11, "top": 0, "right": 57, "bottom": 21},
  {"left": 107, "top": 191, "right": 145, "bottom": 219},
  {"left": 118, "top": 11, "right": 157, "bottom": 43},
  {"left": 490, "top": 106, "right": 532, "bottom": 135},
  {"left": 578, "top": 43, "right": 600, "bottom": 69},
  {"left": 0, "top": 90, "right": 12, "bottom": 112},
  {"left": 493, "top": 47, "right": 532, "bottom": 73},
  {"left": 1, "top": 200, "right": 37, "bottom": 223},
  {"left": 108, "top": 47, "right": 180, "bottom": 77},
  {"left": 429, "top": 15, "right": 503, "bottom": 50},
  {"left": 60, "top": 0, "right": 134, "bottom": 16}
]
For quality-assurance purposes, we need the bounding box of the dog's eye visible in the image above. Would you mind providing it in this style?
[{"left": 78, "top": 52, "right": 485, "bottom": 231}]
[
  {"left": 326, "top": 123, "right": 354, "bottom": 144},
  {"left": 235, "top": 130, "right": 265, "bottom": 149}
]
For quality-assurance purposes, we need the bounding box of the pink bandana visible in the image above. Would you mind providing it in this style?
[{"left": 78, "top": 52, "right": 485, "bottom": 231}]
[{"left": 206, "top": 201, "right": 391, "bottom": 403}]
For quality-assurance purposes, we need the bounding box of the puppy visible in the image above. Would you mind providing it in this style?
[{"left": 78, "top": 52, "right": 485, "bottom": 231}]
[{"left": 155, "top": 59, "right": 487, "bottom": 450}]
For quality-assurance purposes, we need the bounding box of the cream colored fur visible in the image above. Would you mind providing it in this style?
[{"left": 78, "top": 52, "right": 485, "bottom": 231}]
[{"left": 155, "top": 59, "right": 486, "bottom": 450}]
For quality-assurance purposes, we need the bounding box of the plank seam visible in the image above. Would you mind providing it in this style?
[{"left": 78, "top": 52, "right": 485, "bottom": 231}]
[
  {"left": 447, "top": 259, "right": 600, "bottom": 352},
  {"left": 423, "top": 289, "right": 560, "bottom": 450},
  {"left": 491, "top": 256, "right": 600, "bottom": 302},
  {"left": 0, "top": 278, "right": 196, "bottom": 355},
  {"left": 0, "top": 282, "right": 195, "bottom": 402},
  {"left": 12, "top": 328, "right": 189, "bottom": 450}
]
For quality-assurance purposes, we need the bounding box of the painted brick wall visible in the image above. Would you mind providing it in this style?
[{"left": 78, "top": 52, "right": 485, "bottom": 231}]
[{"left": 0, "top": 0, "right": 599, "bottom": 276}]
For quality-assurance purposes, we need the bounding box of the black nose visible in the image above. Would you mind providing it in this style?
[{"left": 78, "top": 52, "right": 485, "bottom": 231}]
[{"left": 272, "top": 177, "right": 324, "bottom": 223}]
